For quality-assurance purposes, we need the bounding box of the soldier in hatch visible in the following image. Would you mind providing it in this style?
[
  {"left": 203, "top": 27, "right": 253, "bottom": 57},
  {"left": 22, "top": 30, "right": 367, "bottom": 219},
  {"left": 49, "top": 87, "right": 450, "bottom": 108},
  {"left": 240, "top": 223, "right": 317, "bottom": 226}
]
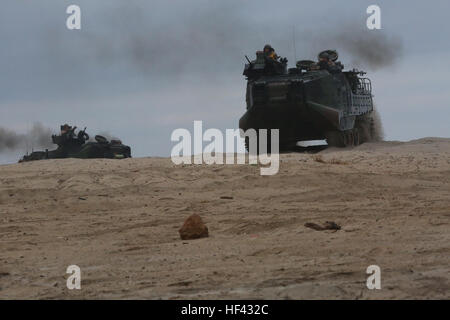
[
  {"left": 262, "top": 44, "right": 288, "bottom": 75},
  {"left": 317, "top": 52, "right": 333, "bottom": 70},
  {"left": 60, "top": 124, "right": 74, "bottom": 138},
  {"left": 52, "top": 124, "right": 87, "bottom": 157},
  {"left": 263, "top": 44, "right": 279, "bottom": 61},
  {"left": 313, "top": 52, "right": 342, "bottom": 73}
]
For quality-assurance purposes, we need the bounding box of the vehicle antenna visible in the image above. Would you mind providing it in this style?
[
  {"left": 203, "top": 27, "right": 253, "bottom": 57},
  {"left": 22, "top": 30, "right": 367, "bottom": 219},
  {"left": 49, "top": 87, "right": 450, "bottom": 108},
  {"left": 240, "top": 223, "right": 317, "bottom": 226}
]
[
  {"left": 25, "top": 122, "right": 29, "bottom": 155},
  {"left": 292, "top": 25, "right": 297, "bottom": 63},
  {"left": 30, "top": 123, "right": 34, "bottom": 153}
]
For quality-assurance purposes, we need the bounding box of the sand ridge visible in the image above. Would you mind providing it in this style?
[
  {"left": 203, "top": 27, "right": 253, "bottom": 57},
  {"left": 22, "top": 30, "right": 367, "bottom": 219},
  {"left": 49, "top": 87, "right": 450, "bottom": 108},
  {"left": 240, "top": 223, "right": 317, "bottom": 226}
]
[{"left": 0, "top": 138, "right": 449, "bottom": 299}]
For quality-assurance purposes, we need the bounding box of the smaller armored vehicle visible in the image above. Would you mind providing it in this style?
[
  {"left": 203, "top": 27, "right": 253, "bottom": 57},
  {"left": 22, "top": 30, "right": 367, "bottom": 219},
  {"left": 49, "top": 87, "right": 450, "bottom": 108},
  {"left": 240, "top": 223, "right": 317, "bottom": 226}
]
[{"left": 19, "top": 125, "right": 131, "bottom": 162}]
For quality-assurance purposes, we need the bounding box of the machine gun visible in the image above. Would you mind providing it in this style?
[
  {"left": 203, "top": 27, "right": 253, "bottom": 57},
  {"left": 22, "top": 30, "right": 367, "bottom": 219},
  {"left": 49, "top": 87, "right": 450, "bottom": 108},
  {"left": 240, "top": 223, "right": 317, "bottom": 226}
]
[
  {"left": 77, "top": 127, "right": 90, "bottom": 142},
  {"left": 349, "top": 68, "right": 367, "bottom": 76}
]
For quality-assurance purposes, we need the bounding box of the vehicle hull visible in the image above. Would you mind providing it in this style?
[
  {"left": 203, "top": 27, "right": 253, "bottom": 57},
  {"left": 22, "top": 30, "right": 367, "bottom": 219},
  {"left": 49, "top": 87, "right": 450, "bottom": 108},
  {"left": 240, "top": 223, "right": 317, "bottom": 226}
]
[{"left": 239, "top": 70, "right": 374, "bottom": 147}]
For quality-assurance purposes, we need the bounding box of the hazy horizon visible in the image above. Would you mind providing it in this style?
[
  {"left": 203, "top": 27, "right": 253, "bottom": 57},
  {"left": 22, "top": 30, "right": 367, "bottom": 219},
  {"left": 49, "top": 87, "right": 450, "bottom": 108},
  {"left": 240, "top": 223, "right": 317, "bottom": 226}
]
[{"left": 1, "top": 0, "right": 449, "bottom": 163}]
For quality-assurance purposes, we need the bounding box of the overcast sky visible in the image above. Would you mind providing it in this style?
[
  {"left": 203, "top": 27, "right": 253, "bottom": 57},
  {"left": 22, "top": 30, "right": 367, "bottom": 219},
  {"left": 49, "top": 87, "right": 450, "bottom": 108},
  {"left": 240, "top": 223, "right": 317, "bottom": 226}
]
[{"left": 1, "top": 0, "right": 449, "bottom": 163}]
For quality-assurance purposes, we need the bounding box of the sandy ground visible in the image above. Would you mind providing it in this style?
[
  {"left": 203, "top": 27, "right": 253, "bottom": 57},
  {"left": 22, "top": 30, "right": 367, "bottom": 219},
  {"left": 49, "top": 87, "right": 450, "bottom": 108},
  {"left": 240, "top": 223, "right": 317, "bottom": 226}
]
[{"left": 0, "top": 138, "right": 449, "bottom": 299}]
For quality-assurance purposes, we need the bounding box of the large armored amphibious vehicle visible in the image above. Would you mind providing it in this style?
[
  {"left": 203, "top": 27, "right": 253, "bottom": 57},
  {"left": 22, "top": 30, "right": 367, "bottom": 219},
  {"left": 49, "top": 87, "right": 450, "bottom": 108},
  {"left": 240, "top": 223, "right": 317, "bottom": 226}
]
[
  {"left": 19, "top": 125, "right": 131, "bottom": 162},
  {"left": 239, "top": 49, "right": 378, "bottom": 151}
]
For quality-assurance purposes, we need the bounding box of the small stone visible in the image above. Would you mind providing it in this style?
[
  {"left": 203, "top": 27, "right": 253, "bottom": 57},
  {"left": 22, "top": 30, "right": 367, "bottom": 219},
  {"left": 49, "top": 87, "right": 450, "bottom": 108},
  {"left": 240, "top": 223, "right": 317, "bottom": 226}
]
[
  {"left": 323, "top": 221, "right": 341, "bottom": 230},
  {"left": 304, "top": 221, "right": 341, "bottom": 231},
  {"left": 179, "top": 214, "right": 209, "bottom": 240}
]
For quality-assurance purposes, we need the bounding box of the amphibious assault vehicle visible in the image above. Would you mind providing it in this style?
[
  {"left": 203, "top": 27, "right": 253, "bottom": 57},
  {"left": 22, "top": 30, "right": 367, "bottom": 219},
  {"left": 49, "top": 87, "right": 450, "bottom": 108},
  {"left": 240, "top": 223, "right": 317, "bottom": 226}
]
[
  {"left": 239, "top": 49, "right": 377, "bottom": 151},
  {"left": 19, "top": 126, "right": 131, "bottom": 162}
]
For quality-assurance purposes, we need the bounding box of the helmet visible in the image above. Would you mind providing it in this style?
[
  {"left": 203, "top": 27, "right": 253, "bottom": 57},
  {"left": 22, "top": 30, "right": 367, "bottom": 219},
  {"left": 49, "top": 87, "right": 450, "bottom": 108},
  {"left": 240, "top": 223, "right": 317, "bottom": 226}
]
[
  {"left": 318, "top": 50, "right": 338, "bottom": 62},
  {"left": 318, "top": 52, "right": 330, "bottom": 60},
  {"left": 61, "top": 124, "right": 71, "bottom": 131},
  {"left": 264, "top": 44, "right": 274, "bottom": 52}
]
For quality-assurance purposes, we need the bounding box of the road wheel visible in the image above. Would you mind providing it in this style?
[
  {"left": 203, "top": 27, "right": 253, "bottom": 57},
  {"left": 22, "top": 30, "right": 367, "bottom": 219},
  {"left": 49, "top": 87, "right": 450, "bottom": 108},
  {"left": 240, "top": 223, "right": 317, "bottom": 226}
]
[
  {"left": 326, "top": 131, "right": 344, "bottom": 147},
  {"left": 245, "top": 130, "right": 272, "bottom": 155},
  {"left": 353, "top": 128, "right": 360, "bottom": 146},
  {"left": 346, "top": 131, "right": 354, "bottom": 146}
]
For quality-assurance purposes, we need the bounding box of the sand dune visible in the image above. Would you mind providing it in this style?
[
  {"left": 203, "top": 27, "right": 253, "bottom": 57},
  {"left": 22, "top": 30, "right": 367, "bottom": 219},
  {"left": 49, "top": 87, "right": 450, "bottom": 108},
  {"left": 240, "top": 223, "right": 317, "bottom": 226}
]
[{"left": 0, "top": 138, "right": 449, "bottom": 299}]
